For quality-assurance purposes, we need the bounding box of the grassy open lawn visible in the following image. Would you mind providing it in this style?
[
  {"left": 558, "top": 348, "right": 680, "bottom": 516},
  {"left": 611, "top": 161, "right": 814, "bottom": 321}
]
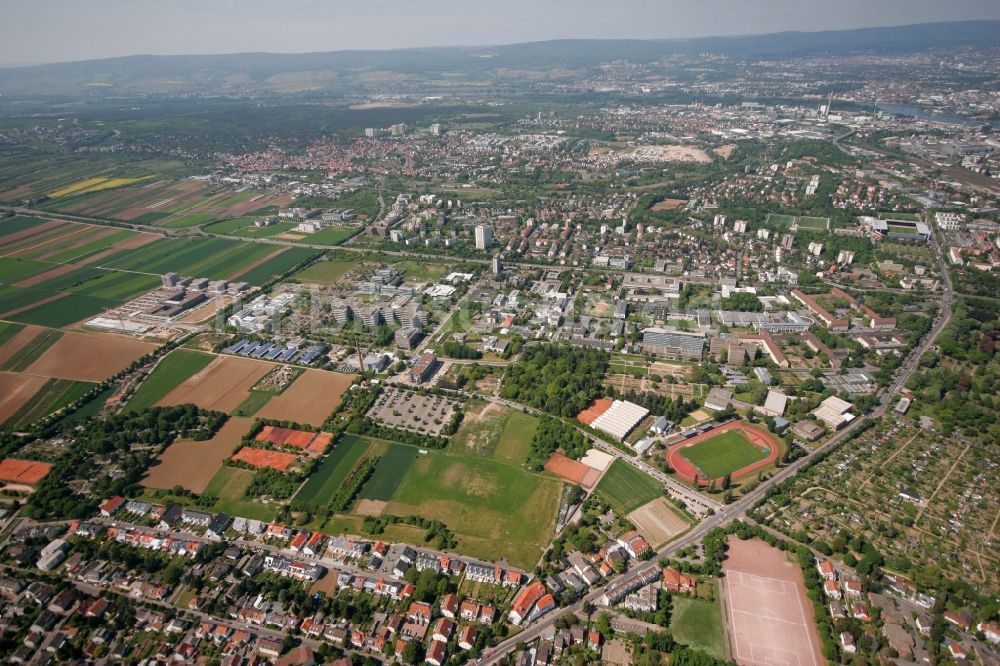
[
  {"left": 495, "top": 410, "right": 538, "bottom": 464},
  {"left": 390, "top": 259, "right": 450, "bottom": 281},
  {"left": 357, "top": 444, "right": 419, "bottom": 501},
  {"left": 303, "top": 226, "right": 357, "bottom": 246},
  {"left": 202, "top": 467, "right": 277, "bottom": 522},
  {"left": 126, "top": 349, "right": 215, "bottom": 412},
  {"left": 323, "top": 514, "right": 428, "bottom": 544},
  {"left": 294, "top": 259, "right": 361, "bottom": 284},
  {"left": 386, "top": 451, "right": 562, "bottom": 569},
  {"left": 670, "top": 585, "right": 725, "bottom": 659},
  {"left": 450, "top": 402, "right": 539, "bottom": 465},
  {"left": 678, "top": 430, "right": 768, "bottom": 479},
  {"left": 595, "top": 459, "right": 663, "bottom": 515}
]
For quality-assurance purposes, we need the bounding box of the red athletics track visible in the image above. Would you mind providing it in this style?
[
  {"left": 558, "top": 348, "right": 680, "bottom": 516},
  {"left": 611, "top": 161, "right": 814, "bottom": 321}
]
[{"left": 666, "top": 421, "right": 780, "bottom": 486}]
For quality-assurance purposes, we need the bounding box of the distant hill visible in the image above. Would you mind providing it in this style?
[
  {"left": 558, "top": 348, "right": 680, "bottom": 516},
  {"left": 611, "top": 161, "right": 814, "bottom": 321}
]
[{"left": 0, "top": 20, "right": 996, "bottom": 97}]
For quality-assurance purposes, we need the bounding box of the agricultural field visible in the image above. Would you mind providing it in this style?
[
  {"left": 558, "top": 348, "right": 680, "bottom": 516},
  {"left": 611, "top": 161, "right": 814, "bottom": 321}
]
[
  {"left": 357, "top": 444, "right": 420, "bottom": 501},
  {"left": 156, "top": 354, "right": 272, "bottom": 414},
  {"left": 236, "top": 247, "right": 319, "bottom": 285},
  {"left": 97, "top": 236, "right": 311, "bottom": 286},
  {"left": 254, "top": 369, "right": 354, "bottom": 427},
  {"left": 295, "top": 434, "right": 377, "bottom": 507},
  {"left": 1, "top": 379, "right": 94, "bottom": 428},
  {"left": 45, "top": 176, "right": 292, "bottom": 226},
  {"left": 0, "top": 322, "right": 25, "bottom": 349},
  {"left": 595, "top": 459, "right": 664, "bottom": 515},
  {"left": 0, "top": 372, "right": 48, "bottom": 423},
  {"left": 126, "top": 349, "right": 215, "bottom": 412},
  {"left": 627, "top": 497, "right": 692, "bottom": 548},
  {"left": 676, "top": 429, "right": 769, "bottom": 479},
  {"left": 48, "top": 176, "right": 154, "bottom": 199},
  {"left": 25, "top": 331, "right": 157, "bottom": 382},
  {"left": 0, "top": 328, "right": 62, "bottom": 372},
  {"left": 386, "top": 450, "right": 562, "bottom": 569},
  {"left": 208, "top": 217, "right": 299, "bottom": 238},
  {"left": 142, "top": 416, "right": 253, "bottom": 494}
]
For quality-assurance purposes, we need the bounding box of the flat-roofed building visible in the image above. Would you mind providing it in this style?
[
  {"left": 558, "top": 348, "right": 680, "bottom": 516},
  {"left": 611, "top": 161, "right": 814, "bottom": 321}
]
[
  {"left": 640, "top": 328, "right": 705, "bottom": 360},
  {"left": 590, "top": 400, "right": 650, "bottom": 441}
]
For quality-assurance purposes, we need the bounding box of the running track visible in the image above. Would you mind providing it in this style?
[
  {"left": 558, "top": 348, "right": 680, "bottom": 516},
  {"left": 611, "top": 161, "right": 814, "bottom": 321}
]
[{"left": 666, "top": 421, "right": 780, "bottom": 485}]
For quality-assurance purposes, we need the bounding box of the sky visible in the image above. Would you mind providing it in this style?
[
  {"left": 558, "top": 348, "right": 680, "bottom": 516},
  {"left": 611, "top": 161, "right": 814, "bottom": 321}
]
[{"left": 2, "top": 0, "right": 999, "bottom": 66}]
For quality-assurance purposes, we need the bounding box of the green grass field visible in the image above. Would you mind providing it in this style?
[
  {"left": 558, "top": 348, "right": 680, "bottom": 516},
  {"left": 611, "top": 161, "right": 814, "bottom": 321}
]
[
  {"left": 386, "top": 451, "right": 562, "bottom": 569},
  {"left": 303, "top": 226, "right": 357, "bottom": 246},
  {"left": 357, "top": 444, "right": 419, "bottom": 501},
  {"left": 295, "top": 434, "right": 371, "bottom": 506},
  {"left": 878, "top": 211, "right": 920, "bottom": 221},
  {"left": 126, "top": 350, "right": 215, "bottom": 412},
  {"left": 595, "top": 459, "right": 664, "bottom": 515},
  {"left": 0, "top": 329, "right": 62, "bottom": 371},
  {"left": 293, "top": 259, "right": 361, "bottom": 284},
  {"left": 450, "top": 403, "right": 540, "bottom": 465},
  {"left": 670, "top": 586, "right": 725, "bottom": 659},
  {"left": 202, "top": 467, "right": 277, "bottom": 522},
  {"left": 766, "top": 213, "right": 797, "bottom": 228},
  {"left": 798, "top": 216, "right": 830, "bottom": 231},
  {"left": 678, "top": 429, "right": 769, "bottom": 480}
]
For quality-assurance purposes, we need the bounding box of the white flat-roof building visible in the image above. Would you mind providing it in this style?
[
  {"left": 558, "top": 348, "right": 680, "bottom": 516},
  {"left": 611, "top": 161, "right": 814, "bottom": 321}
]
[
  {"left": 591, "top": 400, "right": 650, "bottom": 441},
  {"left": 812, "top": 396, "right": 855, "bottom": 430},
  {"left": 760, "top": 390, "right": 789, "bottom": 417}
]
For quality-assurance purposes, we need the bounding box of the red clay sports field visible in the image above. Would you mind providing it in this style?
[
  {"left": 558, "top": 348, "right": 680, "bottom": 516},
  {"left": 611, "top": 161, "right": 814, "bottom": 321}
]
[{"left": 666, "top": 421, "right": 781, "bottom": 486}]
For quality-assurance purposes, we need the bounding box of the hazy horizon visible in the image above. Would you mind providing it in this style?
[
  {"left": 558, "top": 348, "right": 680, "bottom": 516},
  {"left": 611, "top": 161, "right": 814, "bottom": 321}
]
[{"left": 3, "top": 0, "right": 1000, "bottom": 67}]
